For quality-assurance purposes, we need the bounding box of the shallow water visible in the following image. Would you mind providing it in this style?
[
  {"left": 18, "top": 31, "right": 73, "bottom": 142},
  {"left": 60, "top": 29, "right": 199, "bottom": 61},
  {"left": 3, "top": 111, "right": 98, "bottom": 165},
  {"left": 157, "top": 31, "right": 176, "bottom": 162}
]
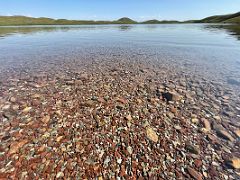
[
  {"left": 1, "top": 24, "right": 240, "bottom": 179},
  {"left": 0, "top": 24, "right": 240, "bottom": 89}
]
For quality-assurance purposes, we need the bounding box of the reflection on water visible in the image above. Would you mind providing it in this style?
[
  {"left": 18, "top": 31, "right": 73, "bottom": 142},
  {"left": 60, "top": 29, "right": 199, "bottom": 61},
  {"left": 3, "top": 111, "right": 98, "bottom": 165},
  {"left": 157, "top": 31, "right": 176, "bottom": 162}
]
[
  {"left": 0, "top": 23, "right": 240, "bottom": 90},
  {"left": 1, "top": 24, "right": 240, "bottom": 40},
  {"left": 204, "top": 24, "right": 240, "bottom": 40},
  {"left": 118, "top": 25, "right": 133, "bottom": 31}
]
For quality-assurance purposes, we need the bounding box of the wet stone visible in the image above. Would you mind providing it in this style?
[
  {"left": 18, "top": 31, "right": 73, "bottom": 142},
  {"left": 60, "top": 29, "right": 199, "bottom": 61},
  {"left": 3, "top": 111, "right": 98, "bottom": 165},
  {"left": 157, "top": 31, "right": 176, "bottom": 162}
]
[
  {"left": 0, "top": 55, "right": 239, "bottom": 179},
  {"left": 162, "top": 91, "right": 181, "bottom": 101},
  {"left": 146, "top": 127, "right": 158, "bottom": 143},
  {"left": 216, "top": 129, "right": 235, "bottom": 142},
  {"left": 185, "top": 144, "right": 200, "bottom": 155},
  {"left": 187, "top": 167, "right": 203, "bottom": 180},
  {"left": 225, "top": 158, "right": 240, "bottom": 169}
]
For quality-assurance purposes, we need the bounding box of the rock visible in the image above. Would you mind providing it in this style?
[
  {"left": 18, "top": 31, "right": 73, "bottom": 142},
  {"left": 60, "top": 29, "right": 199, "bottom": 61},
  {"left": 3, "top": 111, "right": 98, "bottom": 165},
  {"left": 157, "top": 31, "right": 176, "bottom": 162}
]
[
  {"left": 146, "top": 127, "right": 158, "bottom": 143},
  {"left": 187, "top": 167, "right": 203, "bottom": 180},
  {"left": 22, "top": 107, "right": 32, "bottom": 113},
  {"left": 127, "top": 146, "right": 133, "bottom": 155},
  {"left": 3, "top": 111, "right": 15, "bottom": 120},
  {"left": 32, "top": 99, "right": 41, "bottom": 106},
  {"left": 98, "top": 176, "right": 103, "bottom": 180},
  {"left": 56, "top": 136, "right": 64, "bottom": 142},
  {"left": 125, "top": 114, "right": 132, "bottom": 121},
  {"left": 185, "top": 144, "right": 200, "bottom": 155},
  {"left": 104, "top": 156, "right": 111, "bottom": 168},
  {"left": 162, "top": 91, "right": 181, "bottom": 101},
  {"left": 167, "top": 112, "right": 174, "bottom": 119},
  {"left": 2, "top": 104, "right": 11, "bottom": 110},
  {"left": 41, "top": 115, "right": 50, "bottom": 124},
  {"left": 117, "top": 158, "right": 122, "bottom": 164},
  {"left": 201, "top": 118, "right": 211, "bottom": 131},
  {"left": 226, "top": 158, "right": 240, "bottom": 169},
  {"left": 12, "top": 104, "right": 19, "bottom": 110},
  {"left": 191, "top": 118, "right": 199, "bottom": 124},
  {"left": 117, "top": 98, "right": 127, "bottom": 104},
  {"left": 174, "top": 125, "right": 182, "bottom": 131},
  {"left": 216, "top": 129, "right": 235, "bottom": 141},
  {"left": 79, "top": 73, "right": 88, "bottom": 81},
  {"left": 136, "top": 99, "right": 142, "bottom": 104},
  {"left": 10, "top": 97, "right": 16, "bottom": 103},
  {"left": 170, "top": 107, "right": 177, "bottom": 114},
  {"left": 233, "top": 129, "right": 240, "bottom": 138},
  {"left": 9, "top": 139, "right": 28, "bottom": 155},
  {"left": 194, "top": 159, "right": 202, "bottom": 168},
  {"left": 56, "top": 172, "right": 64, "bottom": 178}
]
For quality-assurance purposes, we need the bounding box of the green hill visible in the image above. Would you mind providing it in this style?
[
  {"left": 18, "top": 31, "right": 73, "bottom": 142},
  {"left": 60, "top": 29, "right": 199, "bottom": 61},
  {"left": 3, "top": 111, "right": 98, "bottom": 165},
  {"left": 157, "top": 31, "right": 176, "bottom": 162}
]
[
  {"left": 1, "top": 12, "right": 240, "bottom": 26},
  {"left": 0, "top": 16, "right": 98, "bottom": 25},
  {"left": 0, "top": 16, "right": 136, "bottom": 26},
  {"left": 114, "top": 17, "right": 137, "bottom": 24},
  {"left": 197, "top": 12, "right": 240, "bottom": 23}
]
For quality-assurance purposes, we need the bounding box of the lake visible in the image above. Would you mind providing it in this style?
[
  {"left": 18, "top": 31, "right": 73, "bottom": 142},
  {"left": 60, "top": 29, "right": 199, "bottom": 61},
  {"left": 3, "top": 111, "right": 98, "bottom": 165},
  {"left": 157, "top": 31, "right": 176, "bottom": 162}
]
[
  {"left": 0, "top": 24, "right": 240, "bottom": 179},
  {"left": 0, "top": 24, "right": 240, "bottom": 90}
]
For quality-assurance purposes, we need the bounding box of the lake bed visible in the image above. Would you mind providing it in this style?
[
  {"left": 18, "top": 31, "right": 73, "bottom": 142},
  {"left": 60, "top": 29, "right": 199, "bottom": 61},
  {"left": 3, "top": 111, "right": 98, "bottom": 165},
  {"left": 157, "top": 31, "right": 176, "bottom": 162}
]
[{"left": 0, "top": 24, "right": 240, "bottom": 179}]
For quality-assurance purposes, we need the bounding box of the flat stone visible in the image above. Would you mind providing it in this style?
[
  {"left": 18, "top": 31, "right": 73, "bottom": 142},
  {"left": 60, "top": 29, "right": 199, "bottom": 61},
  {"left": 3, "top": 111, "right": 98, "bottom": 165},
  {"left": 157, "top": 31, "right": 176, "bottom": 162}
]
[
  {"left": 191, "top": 118, "right": 199, "bottom": 124},
  {"left": 216, "top": 129, "right": 235, "bottom": 141},
  {"left": 187, "top": 167, "right": 203, "bottom": 180},
  {"left": 194, "top": 159, "right": 202, "bottom": 168},
  {"left": 233, "top": 129, "right": 240, "bottom": 138},
  {"left": 226, "top": 158, "right": 240, "bottom": 169},
  {"left": 41, "top": 115, "right": 50, "bottom": 124},
  {"left": 22, "top": 107, "right": 32, "bottom": 113},
  {"left": 127, "top": 146, "right": 133, "bottom": 155},
  {"left": 201, "top": 118, "right": 211, "bottom": 131},
  {"left": 56, "top": 136, "right": 64, "bottom": 142},
  {"left": 56, "top": 172, "right": 64, "bottom": 178},
  {"left": 125, "top": 114, "right": 132, "bottom": 121},
  {"left": 9, "top": 139, "right": 28, "bottom": 155},
  {"left": 185, "top": 144, "right": 200, "bottom": 155},
  {"left": 162, "top": 91, "right": 181, "bottom": 101},
  {"left": 146, "top": 127, "right": 158, "bottom": 143}
]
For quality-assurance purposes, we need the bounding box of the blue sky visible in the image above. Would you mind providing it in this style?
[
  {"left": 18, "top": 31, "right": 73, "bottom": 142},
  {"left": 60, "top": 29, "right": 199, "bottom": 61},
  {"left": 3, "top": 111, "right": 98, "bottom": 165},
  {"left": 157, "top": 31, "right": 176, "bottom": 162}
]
[{"left": 0, "top": 0, "right": 240, "bottom": 21}]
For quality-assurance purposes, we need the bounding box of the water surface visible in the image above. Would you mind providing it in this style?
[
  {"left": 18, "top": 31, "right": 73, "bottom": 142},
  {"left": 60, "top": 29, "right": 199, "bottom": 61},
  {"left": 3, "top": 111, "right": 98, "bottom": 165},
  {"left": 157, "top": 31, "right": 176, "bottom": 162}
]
[{"left": 0, "top": 24, "right": 240, "bottom": 90}]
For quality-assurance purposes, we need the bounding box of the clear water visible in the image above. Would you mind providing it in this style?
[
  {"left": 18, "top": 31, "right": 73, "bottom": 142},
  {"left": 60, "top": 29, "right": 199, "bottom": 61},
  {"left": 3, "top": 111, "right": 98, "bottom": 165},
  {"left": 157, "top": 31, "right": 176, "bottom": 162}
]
[{"left": 0, "top": 24, "right": 240, "bottom": 88}]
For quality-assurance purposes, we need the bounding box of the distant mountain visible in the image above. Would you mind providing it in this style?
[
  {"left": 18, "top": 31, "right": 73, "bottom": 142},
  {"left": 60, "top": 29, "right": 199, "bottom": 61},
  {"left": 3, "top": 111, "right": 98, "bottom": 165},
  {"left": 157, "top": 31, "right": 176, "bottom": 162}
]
[
  {"left": 0, "top": 16, "right": 139, "bottom": 26},
  {"left": 197, "top": 12, "right": 240, "bottom": 23},
  {"left": 0, "top": 16, "right": 99, "bottom": 26},
  {"left": 114, "top": 17, "right": 137, "bottom": 24},
  {"left": 0, "top": 12, "right": 240, "bottom": 26}
]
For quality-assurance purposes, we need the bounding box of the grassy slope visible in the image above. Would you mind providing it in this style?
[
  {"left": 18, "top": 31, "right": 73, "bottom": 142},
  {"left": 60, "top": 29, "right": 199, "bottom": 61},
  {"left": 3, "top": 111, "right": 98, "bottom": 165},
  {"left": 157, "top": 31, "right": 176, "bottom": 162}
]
[
  {"left": 1, "top": 12, "right": 240, "bottom": 26},
  {"left": 199, "top": 12, "right": 240, "bottom": 23},
  {"left": 224, "top": 16, "right": 240, "bottom": 23},
  {"left": 0, "top": 16, "right": 137, "bottom": 26}
]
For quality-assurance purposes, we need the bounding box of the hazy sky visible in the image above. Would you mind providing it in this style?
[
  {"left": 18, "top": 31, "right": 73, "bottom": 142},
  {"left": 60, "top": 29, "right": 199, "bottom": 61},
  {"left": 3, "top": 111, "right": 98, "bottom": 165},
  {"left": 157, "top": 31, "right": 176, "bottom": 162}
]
[{"left": 0, "top": 0, "right": 240, "bottom": 21}]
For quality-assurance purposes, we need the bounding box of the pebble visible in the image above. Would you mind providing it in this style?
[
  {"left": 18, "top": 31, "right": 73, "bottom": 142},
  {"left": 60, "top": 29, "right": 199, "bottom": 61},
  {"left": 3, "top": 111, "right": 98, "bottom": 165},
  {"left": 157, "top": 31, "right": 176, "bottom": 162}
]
[
  {"left": 41, "top": 115, "right": 50, "bottom": 124},
  {"left": 9, "top": 139, "right": 28, "bottom": 155},
  {"left": 56, "top": 172, "right": 64, "bottom": 178},
  {"left": 22, "top": 106, "right": 32, "bottom": 113},
  {"left": 216, "top": 129, "right": 235, "bottom": 141},
  {"left": 0, "top": 56, "right": 239, "bottom": 179},
  {"left": 127, "top": 146, "right": 133, "bottom": 155},
  {"left": 162, "top": 91, "right": 181, "bottom": 101},
  {"left": 201, "top": 118, "right": 211, "bottom": 131},
  {"left": 226, "top": 158, "right": 240, "bottom": 169},
  {"left": 187, "top": 167, "right": 203, "bottom": 180},
  {"left": 146, "top": 127, "right": 158, "bottom": 143},
  {"left": 185, "top": 144, "right": 200, "bottom": 155}
]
